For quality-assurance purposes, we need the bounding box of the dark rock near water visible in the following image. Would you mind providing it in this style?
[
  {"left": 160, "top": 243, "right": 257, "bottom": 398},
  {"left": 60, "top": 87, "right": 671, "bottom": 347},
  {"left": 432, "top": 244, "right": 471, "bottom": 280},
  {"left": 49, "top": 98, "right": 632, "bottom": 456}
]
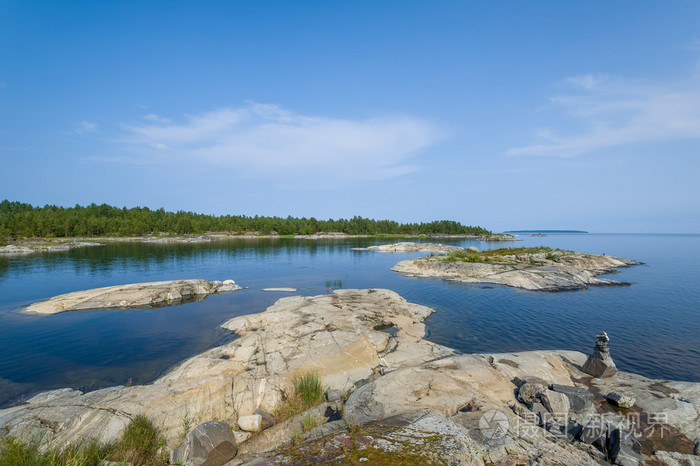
[
  {"left": 551, "top": 384, "right": 594, "bottom": 413},
  {"left": 171, "top": 421, "right": 238, "bottom": 466},
  {"left": 578, "top": 419, "right": 607, "bottom": 446},
  {"left": 607, "top": 427, "right": 644, "bottom": 466},
  {"left": 582, "top": 331, "right": 618, "bottom": 378},
  {"left": 605, "top": 391, "right": 635, "bottom": 409}
]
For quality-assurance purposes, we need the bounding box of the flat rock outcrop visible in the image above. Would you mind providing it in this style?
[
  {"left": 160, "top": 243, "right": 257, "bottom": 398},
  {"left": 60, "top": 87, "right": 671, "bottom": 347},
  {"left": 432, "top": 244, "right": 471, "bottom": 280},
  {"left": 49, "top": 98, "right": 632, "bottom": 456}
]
[
  {"left": 1, "top": 289, "right": 696, "bottom": 465},
  {"left": 393, "top": 248, "right": 640, "bottom": 291},
  {"left": 20, "top": 279, "right": 241, "bottom": 315},
  {"left": 0, "top": 241, "right": 103, "bottom": 255},
  {"left": 354, "top": 241, "right": 475, "bottom": 254}
]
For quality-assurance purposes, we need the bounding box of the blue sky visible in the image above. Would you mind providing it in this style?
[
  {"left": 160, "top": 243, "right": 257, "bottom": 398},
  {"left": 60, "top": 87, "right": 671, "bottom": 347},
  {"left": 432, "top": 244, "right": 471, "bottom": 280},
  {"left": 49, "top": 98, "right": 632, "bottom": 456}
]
[{"left": 1, "top": 1, "right": 699, "bottom": 233}]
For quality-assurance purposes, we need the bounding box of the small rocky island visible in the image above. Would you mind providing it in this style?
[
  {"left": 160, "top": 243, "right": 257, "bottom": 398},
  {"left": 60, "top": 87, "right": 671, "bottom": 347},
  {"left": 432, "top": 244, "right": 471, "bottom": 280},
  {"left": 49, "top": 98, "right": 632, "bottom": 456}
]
[
  {"left": 1, "top": 289, "right": 697, "bottom": 465},
  {"left": 20, "top": 279, "right": 241, "bottom": 315},
  {"left": 385, "top": 244, "right": 641, "bottom": 291}
]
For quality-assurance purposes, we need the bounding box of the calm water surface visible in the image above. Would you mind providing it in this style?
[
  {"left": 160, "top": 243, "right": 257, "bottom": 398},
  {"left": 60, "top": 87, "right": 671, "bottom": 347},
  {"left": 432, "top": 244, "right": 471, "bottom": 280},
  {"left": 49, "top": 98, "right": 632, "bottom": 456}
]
[{"left": 0, "top": 234, "right": 698, "bottom": 407}]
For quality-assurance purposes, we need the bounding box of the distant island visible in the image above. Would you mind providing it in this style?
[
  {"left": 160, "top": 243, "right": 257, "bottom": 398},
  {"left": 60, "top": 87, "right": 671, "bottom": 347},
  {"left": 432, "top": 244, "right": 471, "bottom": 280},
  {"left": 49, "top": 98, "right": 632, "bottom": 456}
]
[{"left": 504, "top": 229, "right": 589, "bottom": 234}]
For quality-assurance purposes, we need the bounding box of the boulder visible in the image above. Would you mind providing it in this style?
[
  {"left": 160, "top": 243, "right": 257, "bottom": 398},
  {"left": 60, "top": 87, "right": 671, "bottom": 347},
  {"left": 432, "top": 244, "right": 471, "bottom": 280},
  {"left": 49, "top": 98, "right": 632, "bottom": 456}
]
[
  {"left": 513, "top": 375, "right": 550, "bottom": 387},
  {"left": 578, "top": 419, "right": 607, "bottom": 446},
  {"left": 539, "top": 389, "right": 570, "bottom": 421},
  {"left": 237, "top": 414, "right": 262, "bottom": 432},
  {"left": 551, "top": 384, "right": 594, "bottom": 413},
  {"left": 517, "top": 382, "right": 546, "bottom": 404},
  {"left": 170, "top": 421, "right": 238, "bottom": 466},
  {"left": 606, "top": 392, "right": 635, "bottom": 409},
  {"left": 325, "top": 389, "right": 342, "bottom": 402},
  {"left": 607, "top": 427, "right": 644, "bottom": 466}
]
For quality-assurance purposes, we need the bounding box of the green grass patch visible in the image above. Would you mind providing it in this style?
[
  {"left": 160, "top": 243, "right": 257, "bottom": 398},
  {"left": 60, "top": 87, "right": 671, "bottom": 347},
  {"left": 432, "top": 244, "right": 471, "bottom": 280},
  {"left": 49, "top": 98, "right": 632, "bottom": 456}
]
[
  {"left": 108, "top": 415, "right": 167, "bottom": 465},
  {"left": 275, "top": 371, "right": 326, "bottom": 422},
  {"left": 0, "top": 415, "right": 167, "bottom": 466},
  {"left": 442, "top": 246, "right": 557, "bottom": 264}
]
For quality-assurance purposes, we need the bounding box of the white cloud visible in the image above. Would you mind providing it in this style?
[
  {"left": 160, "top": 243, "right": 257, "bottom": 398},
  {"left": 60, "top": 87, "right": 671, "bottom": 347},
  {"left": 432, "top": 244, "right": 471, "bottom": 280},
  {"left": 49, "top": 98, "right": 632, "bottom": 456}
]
[
  {"left": 118, "top": 102, "right": 440, "bottom": 182},
  {"left": 142, "top": 113, "right": 171, "bottom": 123},
  {"left": 508, "top": 74, "right": 700, "bottom": 157},
  {"left": 564, "top": 74, "right": 609, "bottom": 90},
  {"left": 73, "top": 121, "right": 98, "bottom": 134}
]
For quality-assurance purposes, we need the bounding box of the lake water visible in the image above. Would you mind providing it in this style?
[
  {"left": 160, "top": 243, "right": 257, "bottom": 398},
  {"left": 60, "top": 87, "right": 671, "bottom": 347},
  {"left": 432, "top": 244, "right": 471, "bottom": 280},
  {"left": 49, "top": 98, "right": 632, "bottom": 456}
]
[{"left": 1, "top": 234, "right": 698, "bottom": 407}]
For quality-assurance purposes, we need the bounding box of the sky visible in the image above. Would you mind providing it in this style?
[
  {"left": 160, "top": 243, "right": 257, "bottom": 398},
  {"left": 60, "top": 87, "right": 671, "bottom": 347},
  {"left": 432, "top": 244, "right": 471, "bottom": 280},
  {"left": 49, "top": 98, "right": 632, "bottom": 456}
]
[{"left": 1, "top": 1, "right": 699, "bottom": 233}]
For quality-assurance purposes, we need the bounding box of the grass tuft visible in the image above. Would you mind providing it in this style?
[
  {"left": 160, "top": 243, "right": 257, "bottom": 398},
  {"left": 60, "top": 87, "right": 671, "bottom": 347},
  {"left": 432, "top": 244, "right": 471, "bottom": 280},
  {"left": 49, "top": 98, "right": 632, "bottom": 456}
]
[
  {"left": 0, "top": 415, "right": 167, "bottom": 466},
  {"left": 275, "top": 371, "right": 326, "bottom": 422},
  {"left": 108, "top": 414, "right": 168, "bottom": 465}
]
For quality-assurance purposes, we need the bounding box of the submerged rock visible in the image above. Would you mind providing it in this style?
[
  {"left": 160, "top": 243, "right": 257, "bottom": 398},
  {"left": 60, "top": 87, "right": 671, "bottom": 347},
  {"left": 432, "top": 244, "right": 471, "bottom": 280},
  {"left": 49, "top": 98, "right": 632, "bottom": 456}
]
[{"left": 20, "top": 279, "right": 241, "bottom": 315}]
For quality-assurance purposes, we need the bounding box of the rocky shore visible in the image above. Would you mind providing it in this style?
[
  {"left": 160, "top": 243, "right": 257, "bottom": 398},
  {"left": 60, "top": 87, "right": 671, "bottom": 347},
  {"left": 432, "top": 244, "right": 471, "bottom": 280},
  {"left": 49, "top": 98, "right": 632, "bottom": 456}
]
[
  {"left": 0, "top": 233, "right": 519, "bottom": 257},
  {"left": 1, "top": 289, "right": 697, "bottom": 465},
  {"left": 353, "top": 241, "right": 477, "bottom": 254},
  {"left": 0, "top": 240, "right": 103, "bottom": 255},
  {"left": 390, "top": 244, "right": 641, "bottom": 291},
  {"left": 20, "top": 279, "right": 241, "bottom": 315}
]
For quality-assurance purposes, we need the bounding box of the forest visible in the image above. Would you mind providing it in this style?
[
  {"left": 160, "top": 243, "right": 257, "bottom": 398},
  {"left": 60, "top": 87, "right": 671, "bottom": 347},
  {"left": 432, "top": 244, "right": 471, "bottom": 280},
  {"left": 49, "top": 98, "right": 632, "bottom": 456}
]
[{"left": 0, "top": 201, "right": 491, "bottom": 238}]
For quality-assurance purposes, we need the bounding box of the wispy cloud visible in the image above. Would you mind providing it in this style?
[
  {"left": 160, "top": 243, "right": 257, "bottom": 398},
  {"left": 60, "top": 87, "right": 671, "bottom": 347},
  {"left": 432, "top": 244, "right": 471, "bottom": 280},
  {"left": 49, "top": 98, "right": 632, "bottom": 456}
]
[
  {"left": 142, "top": 113, "right": 171, "bottom": 123},
  {"left": 508, "top": 73, "right": 700, "bottom": 157},
  {"left": 73, "top": 121, "right": 98, "bottom": 134},
  {"left": 115, "top": 102, "right": 440, "bottom": 182}
]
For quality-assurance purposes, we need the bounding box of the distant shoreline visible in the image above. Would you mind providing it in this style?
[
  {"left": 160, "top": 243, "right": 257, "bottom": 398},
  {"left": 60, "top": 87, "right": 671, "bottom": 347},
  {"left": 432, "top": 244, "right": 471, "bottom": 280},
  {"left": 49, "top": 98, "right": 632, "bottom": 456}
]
[
  {"left": 504, "top": 229, "right": 589, "bottom": 234},
  {"left": 0, "top": 232, "right": 519, "bottom": 256}
]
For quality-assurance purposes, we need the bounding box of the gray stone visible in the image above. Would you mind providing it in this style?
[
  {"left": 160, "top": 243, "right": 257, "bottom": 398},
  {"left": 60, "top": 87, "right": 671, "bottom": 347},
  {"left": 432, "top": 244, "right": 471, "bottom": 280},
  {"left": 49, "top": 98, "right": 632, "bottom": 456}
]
[
  {"left": 512, "top": 403, "right": 539, "bottom": 426},
  {"left": 581, "top": 332, "right": 618, "bottom": 378},
  {"left": 171, "top": 421, "right": 238, "bottom": 466},
  {"left": 551, "top": 384, "right": 594, "bottom": 413},
  {"left": 325, "top": 388, "right": 342, "bottom": 402},
  {"left": 517, "top": 382, "right": 546, "bottom": 404},
  {"left": 578, "top": 419, "right": 607, "bottom": 446},
  {"left": 565, "top": 421, "right": 583, "bottom": 441},
  {"left": 530, "top": 402, "right": 550, "bottom": 426},
  {"left": 539, "top": 389, "right": 570, "bottom": 421},
  {"left": 343, "top": 383, "right": 384, "bottom": 425},
  {"left": 607, "top": 428, "right": 644, "bottom": 466},
  {"left": 606, "top": 392, "right": 635, "bottom": 409}
]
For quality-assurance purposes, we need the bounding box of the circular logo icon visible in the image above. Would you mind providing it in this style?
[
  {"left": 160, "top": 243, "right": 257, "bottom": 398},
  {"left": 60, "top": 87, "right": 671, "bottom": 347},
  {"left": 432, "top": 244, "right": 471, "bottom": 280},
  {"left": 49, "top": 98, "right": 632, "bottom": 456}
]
[{"left": 479, "top": 410, "right": 510, "bottom": 440}]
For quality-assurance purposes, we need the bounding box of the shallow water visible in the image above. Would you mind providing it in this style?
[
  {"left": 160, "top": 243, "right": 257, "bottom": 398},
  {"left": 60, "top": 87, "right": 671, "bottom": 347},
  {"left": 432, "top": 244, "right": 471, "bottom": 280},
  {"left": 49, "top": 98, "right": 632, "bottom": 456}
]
[{"left": 0, "top": 234, "right": 698, "bottom": 407}]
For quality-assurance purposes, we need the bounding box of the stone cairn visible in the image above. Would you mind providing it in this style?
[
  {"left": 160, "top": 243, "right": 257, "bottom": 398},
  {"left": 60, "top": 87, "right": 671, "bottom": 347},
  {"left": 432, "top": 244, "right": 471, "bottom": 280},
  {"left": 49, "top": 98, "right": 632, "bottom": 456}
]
[{"left": 581, "top": 331, "right": 617, "bottom": 378}]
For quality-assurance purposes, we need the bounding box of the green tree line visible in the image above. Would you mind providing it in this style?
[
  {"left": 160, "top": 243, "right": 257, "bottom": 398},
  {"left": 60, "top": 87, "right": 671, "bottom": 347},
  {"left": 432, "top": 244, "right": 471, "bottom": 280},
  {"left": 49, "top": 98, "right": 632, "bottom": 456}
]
[{"left": 0, "top": 200, "right": 491, "bottom": 238}]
